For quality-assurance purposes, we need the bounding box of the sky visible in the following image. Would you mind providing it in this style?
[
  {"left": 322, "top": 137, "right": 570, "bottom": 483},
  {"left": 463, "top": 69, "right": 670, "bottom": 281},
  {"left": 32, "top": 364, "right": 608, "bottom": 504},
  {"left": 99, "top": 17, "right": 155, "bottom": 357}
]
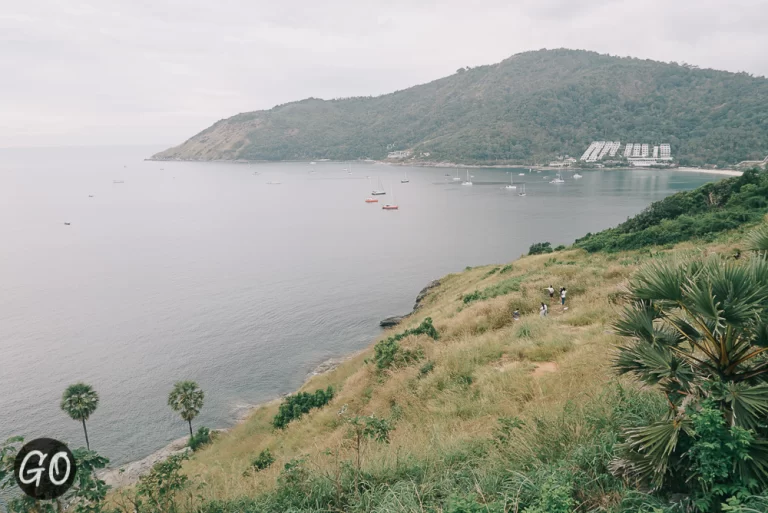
[{"left": 2, "top": 0, "right": 767, "bottom": 148}]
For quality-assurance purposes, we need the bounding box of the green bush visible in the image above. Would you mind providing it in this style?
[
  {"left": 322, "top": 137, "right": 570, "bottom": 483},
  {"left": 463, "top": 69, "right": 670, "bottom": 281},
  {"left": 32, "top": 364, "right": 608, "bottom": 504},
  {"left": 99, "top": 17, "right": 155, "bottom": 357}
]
[
  {"left": 273, "top": 387, "right": 335, "bottom": 429},
  {"left": 528, "top": 242, "right": 554, "bottom": 255},
  {"left": 419, "top": 360, "right": 435, "bottom": 377},
  {"left": 462, "top": 275, "right": 527, "bottom": 305},
  {"left": 188, "top": 426, "right": 211, "bottom": 452},
  {"left": 372, "top": 318, "right": 440, "bottom": 370},
  {"left": 251, "top": 449, "right": 275, "bottom": 471},
  {"left": 500, "top": 264, "right": 514, "bottom": 274}
]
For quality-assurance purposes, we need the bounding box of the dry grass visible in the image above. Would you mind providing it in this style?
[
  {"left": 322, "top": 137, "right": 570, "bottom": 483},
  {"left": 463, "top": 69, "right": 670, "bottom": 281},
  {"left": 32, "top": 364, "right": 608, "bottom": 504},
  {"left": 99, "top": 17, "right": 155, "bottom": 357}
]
[{"left": 113, "top": 241, "right": 742, "bottom": 509}]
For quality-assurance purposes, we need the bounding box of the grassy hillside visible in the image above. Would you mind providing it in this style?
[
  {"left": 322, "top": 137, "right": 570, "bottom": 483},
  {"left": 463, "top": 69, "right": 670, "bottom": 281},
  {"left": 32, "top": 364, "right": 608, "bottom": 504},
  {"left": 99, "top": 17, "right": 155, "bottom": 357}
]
[
  {"left": 153, "top": 49, "right": 768, "bottom": 167},
  {"left": 99, "top": 172, "right": 768, "bottom": 512}
]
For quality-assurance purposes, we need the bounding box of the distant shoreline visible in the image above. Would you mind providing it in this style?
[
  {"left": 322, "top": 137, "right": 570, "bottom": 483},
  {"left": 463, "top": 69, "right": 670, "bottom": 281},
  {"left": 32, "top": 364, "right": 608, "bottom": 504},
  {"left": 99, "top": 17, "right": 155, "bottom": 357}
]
[{"left": 146, "top": 157, "right": 743, "bottom": 176}]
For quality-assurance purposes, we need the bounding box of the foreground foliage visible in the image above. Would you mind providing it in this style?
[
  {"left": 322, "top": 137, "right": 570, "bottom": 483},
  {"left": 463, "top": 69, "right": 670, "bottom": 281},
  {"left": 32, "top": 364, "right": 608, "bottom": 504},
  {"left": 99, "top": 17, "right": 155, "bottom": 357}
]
[{"left": 612, "top": 241, "right": 768, "bottom": 509}]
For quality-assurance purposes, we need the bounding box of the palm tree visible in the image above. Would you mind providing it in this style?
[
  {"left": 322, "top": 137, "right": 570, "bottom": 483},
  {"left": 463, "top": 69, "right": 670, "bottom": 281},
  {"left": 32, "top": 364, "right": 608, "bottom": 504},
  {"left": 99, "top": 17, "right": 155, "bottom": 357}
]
[
  {"left": 168, "top": 381, "right": 204, "bottom": 438},
  {"left": 61, "top": 383, "right": 99, "bottom": 450},
  {"left": 611, "top": 246, "right": 768, "bottom": 490}
]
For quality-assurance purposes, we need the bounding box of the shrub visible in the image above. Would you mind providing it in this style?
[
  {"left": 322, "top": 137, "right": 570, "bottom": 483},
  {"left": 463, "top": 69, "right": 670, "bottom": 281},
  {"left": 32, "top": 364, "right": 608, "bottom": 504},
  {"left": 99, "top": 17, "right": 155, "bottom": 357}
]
[
  {"left": 419, "top": 360, "right": 435, "bottom": 377},
  {"left": 273, "top": 387, "right": 335, "bottom": 429},
  {"left": 528, "top": 242, "right": 554, "bottom": 255},
  {"left": 554, "top": 244, "right": 566, "bottom": 251},
  {"left": 251, "top": 449, "right": 275, "bottom": 471},
  {"left": 463, "top": 275, "right": 527, "bottom": 305},
  {"left": 484, "top": 267, "right": 500, "bottom": 278},
  {"left": 372, "top": 318, "right": 440, "bottom": 370},
  {"left": 500, "top": 264, "right": 514, "bottom": 274},
  {"left": 188, "top": 426, "right": 211, "bottom": 452}
]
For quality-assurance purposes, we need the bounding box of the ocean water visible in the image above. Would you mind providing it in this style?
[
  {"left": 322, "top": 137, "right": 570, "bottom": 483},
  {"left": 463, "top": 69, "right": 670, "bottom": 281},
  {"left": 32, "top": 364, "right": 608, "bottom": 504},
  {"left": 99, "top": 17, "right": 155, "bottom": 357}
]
[{"left": 0, "top": 146, "right": 719, "bottom": 467}]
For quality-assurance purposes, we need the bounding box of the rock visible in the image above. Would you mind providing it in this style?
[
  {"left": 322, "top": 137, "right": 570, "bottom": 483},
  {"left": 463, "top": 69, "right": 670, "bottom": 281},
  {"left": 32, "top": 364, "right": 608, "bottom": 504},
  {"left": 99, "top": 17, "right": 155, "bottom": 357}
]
[
  {"left": 380, "top": 315, "right": 406, "bottom": 328},
  {"left": 413, "top": 279, "right": 441, "bottom": 310},
  {"left": 96, "top": 436, "right": 191, "bottom": 488}
]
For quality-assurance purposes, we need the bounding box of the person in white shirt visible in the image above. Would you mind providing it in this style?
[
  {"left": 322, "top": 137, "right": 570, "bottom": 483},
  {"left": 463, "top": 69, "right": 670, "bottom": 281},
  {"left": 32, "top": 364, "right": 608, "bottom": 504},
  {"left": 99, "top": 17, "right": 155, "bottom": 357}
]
[
  {"left": 540, "top": 302, "right": 548, "bottom": 317},
  {"left": 546, "top": 285, "right": 555, "bottom": 301},
  {"left": 560, "top": 287, "right": 567, "bottom": 306}
]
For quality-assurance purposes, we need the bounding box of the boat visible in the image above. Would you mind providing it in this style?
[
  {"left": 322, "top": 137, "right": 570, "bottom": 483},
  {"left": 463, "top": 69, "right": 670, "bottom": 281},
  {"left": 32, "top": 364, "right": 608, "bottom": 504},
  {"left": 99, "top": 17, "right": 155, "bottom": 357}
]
[
  {"left": 453, "top": 169, "right": 461, "bottom": 181},
  {"left": 518, "top": 184, "right": 527, "bottom": 197},
  {"left": 348, "top": 162, "right": 353, "bottom": 175},
  {"left": 573, "top": 173, "right": 583, "bottom": 179},
  {"left": 401, "top": 171, "right": 409, "bottom": 183},
  {"left": 371, "top": 177, "right": 386, "bottom": 195},
  {"left": 519, "top": 173, "right": 525, "bottom": 176},
  {"left": 504, "top": 174, "right": 516, "bottom": 189},
  {"left": 310, "top": 161, "right": 316, "bottom": 165},
  {"left": 365, "top": 197, "right": 378, "bottom": 203},
  {"left": 550, "top": 173, "right": 565, "bottom": 184},
  {"left": 88, "top": 195, "right": 94, "bottom": 198},
  {"left": 461, "top": 169, "right": 473, "bottom": 186},
  {"left": 113, "top": 180, "right": 124, "bottom": 184},
  {"left": 382, "top": 180, "right": 399, "bottom": 210},
  {"left": 266, "top": 181, "right": 282, "bottom": 185},
  {"left": 64, "top": 222, "right": 71, "bottom": 226}
]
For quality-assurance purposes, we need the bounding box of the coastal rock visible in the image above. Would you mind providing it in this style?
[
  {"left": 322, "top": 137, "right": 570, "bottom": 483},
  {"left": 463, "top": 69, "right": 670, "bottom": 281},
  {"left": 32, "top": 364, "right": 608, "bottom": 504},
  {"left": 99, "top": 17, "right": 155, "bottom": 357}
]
[
  {"left": 380, "top": 315, "right": 406, "bottom": 328},
  {"left": 413, "top": 279, "right": 441, "bottom": 310},
  {"left": 97, "top": 436, "right": 191, "bottom": 488}
]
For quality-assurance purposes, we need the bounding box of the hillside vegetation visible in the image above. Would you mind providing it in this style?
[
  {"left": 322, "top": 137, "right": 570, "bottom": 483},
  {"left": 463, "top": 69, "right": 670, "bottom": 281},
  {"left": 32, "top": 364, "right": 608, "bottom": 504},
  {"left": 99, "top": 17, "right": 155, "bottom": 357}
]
[{"left": 153, "top": 49, "right": 768, "bottom": 167}]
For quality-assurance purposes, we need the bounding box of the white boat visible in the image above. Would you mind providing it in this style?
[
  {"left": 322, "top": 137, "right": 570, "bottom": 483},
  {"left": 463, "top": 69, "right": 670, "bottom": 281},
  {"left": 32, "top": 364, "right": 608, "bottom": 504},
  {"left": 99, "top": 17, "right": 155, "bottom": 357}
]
[
  {"left": 453, "top": 169, "right": 461, "bottom": 181},
  {"left": 310, "top": 161, "right": 316, "bottom": 165},
  {"left": 550, "top": 173, "right": 565, "bottom": 184},
  {"left": 505, "top": 174, "right": 516, "bottom": 189},
  {"left": 574, "top": 173, "right": 583, "bottom": 179},
  {"left": 519, "top": 173, "right": 525, "bottom": 176},
  {"left": 371, "top": 177, "right": 386, "bottom": 195},
  {"left": 401, "top": 170, "right": 409, "bottom": 183},
  {"left": 113, "top": 180, "right": 124, "bottom": 184},
  {"left": 382, "top": 180, "right": 398, "bottom": 210},
  {"left": 518, "top": 184, "right": 527, "bottom": 197},
  {"left": 461, "top": 169, "right": 473, "bottom": 186},
  {"left": 266, "top": 181, "right": 282, "bottom": 185}
]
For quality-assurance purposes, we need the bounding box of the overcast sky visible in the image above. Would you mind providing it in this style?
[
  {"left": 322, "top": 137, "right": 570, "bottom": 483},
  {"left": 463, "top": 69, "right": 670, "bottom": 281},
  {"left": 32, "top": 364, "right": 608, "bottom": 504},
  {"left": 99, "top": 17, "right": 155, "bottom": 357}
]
[{"left": 2, "top": 0, "right": 767, "bottom": 148}]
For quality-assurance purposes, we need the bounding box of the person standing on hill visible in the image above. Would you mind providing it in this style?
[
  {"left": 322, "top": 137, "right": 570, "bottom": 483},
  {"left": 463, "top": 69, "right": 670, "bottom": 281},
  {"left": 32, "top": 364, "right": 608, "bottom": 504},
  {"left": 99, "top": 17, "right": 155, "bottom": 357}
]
[
  {"left": 546, "top": 285, "right": 555, "bottom": 302},
  {"left": 540, "top": 302, "right": 548, "bottom": 317},
  {"left": 513, "top": 309, "right": 520, "bottom": 321},
  {"left": 560, "top": 287, "right": 567, "bottom": 306}
]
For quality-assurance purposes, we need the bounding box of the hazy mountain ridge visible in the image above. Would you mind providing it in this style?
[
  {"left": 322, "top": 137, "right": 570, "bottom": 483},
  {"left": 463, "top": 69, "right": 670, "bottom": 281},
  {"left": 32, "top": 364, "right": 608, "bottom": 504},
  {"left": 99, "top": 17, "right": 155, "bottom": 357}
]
[{"left": 153, "top": 49, "right": 768, "bottom": 167}]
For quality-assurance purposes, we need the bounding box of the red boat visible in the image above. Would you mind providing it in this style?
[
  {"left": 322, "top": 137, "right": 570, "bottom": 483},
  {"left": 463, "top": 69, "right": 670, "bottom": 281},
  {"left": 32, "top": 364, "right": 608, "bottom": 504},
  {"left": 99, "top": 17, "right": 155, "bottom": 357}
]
[{"left": 365, "top": 197, "right": 378, "bottom": 203}]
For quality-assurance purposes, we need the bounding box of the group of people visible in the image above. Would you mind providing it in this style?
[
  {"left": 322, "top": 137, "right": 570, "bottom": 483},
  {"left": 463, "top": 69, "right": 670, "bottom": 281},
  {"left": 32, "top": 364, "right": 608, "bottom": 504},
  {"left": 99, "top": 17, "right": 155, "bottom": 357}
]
[
  {"left": 511, "top": 284, "right": 567, "bottom": 321},
  {"left": 540, "top": 285, "right": 567, "bottom": 317}
]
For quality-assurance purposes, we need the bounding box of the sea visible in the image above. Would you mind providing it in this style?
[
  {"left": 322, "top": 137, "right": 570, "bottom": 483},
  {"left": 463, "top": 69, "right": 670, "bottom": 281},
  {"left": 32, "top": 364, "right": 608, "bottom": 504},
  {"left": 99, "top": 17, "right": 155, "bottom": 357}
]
[{"left": 0, "top": 145, "right": 721, "bottom": 468}]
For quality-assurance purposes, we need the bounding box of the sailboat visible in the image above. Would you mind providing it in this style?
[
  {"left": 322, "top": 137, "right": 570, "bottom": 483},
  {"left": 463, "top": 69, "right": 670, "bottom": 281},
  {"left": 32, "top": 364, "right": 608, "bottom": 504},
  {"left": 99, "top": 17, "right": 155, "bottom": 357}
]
[
  {"left": 382, "top": 180, "right": 399, "bottom": 210},
  {"left": 505, "top": 173, "right": 516, "bottom": 189},
  {"left": 365, "top": 177, "right": 379, "bottom": 202},
  {"left": 550, "top": 172, "right": 565, "bottom": 184},
  {"left": 371, "top": 177, "right": 386, "bottom": 195},
  {"left": 401, "top": 170, "right": 409, "bottom": 183},
  {"left": 461, "top": 169, "right": 473, "bottom": 186},
  {"left": 518, "top": 184, "right": 527, "bottom": 197},
  {"left": 348, "top": 162, "right": 353, "bottom": 175},
  {"left": 453, "top": 169, "right": 461, "bottom": 181}
]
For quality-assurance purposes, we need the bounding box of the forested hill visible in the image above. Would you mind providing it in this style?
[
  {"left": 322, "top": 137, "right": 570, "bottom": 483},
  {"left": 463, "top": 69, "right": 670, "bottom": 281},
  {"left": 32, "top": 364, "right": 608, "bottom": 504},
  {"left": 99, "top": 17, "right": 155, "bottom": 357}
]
[{"left": 153, "top": 49, "right": 768, "bottom": 167}]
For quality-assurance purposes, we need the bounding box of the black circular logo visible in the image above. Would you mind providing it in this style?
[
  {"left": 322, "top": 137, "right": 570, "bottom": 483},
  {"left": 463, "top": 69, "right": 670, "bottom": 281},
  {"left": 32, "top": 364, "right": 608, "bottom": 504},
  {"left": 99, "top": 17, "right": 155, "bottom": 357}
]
[{"left": 13, "top": 438, "right": 77, "bottom": 500}]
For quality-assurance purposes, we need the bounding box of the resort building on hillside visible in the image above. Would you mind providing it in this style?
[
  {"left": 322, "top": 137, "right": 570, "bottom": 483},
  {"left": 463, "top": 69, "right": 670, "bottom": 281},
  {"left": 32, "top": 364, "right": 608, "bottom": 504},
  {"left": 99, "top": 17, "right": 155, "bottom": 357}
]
[{"left": 387, "top": 150, "right": 412, "bottom": 159}]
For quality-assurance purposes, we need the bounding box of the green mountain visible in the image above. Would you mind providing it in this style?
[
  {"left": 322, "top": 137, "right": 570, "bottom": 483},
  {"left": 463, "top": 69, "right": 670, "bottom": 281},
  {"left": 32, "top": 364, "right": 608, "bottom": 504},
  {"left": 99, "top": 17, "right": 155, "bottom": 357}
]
[{"left": 153, "top": 49, "right": 768, "bottom": 167}]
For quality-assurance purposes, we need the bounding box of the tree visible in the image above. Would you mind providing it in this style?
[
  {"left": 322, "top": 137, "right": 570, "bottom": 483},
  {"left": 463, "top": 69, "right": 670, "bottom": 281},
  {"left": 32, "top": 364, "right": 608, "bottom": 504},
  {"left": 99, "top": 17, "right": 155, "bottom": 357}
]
[
  {"left": 61, "top": 383, "right": 99, "bottom": 450},
  {"left": 167, "top": 381, "right": 204, "bottom": 438},
  {"left": 345, "top": 414, "right": 393, "bottom": 494},
  {"left": 611, "top": 241, "right": 768, "bottom": 499}
]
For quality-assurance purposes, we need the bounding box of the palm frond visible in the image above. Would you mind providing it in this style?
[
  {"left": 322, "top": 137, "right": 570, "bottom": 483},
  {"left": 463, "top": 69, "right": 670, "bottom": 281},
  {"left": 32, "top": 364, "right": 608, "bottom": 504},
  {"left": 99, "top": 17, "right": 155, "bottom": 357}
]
[
  {"left": 720, "top": 382, "right": 768, "bottom": 430},
  {"left": 745, "top": 224, "right": 768, "bottom": 253}
]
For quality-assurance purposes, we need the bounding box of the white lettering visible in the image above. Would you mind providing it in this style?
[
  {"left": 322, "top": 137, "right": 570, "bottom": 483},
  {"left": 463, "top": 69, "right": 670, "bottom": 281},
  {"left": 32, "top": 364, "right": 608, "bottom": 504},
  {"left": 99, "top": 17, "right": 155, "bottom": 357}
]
[
  {"left": 19, "top": 451, "right": 47, "bottom": 488},
  {"left": 49, "top": 452, "right": 71, "bottom": 486}
]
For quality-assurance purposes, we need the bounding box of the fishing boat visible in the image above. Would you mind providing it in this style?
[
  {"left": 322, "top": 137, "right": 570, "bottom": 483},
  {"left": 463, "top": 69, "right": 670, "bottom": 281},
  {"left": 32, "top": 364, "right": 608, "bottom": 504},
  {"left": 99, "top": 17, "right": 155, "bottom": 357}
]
[
  {"left": 64, "top": 222, "right": 71, "bottom": 226},
  {"left": 461, "top": 169, "right": 473, "bottom": 186},
  {"left": 365, "top": 197, "right": 378, "bottom": 203},
  {"left": 519, "top": 173, "right": 525, "bottom": 176},
  {"left": 550, "top": 173, "right": 565, "bottom": 184},
  {"left": 518, "top": 184, "right": 527, "bottom": 197},
  {"left": 573, "top": 173, "right": 583, "bottom": 179},
  {"left": 382, "top": 180, "right": 399, "bottom": 210},
  {"left": 371, "top": 177, "right": 386, "bottom": 195},
  {"left": 310, "top": 161, "right": 316, "bottom": 165},
  {"left": 88, "top": 195, "right": 94, "bottom": 198},
  {"left": 453, "top": 169, "right": 461, "bottom": 181},
  {"left": 505, "top": 174, "right": 516, "bottom": 189},
  {"left": 401, "top": 170, "right": 409, "bottom": 183},
  {"left": 113, "top": 180, "right": 124, "bottom": 184},
  {"left": 266, "top": 181, "right": 282, "bottom": 185}
]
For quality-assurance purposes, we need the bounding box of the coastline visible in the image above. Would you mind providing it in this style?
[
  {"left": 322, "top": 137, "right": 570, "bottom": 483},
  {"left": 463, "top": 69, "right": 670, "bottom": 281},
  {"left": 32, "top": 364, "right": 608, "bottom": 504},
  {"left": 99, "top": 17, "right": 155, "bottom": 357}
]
[
  {"left": 97, "top": 353, "right": 358, "bottom": 489},
  {"left": 147, "top": 156, "right": 743, "bottom": 176}
]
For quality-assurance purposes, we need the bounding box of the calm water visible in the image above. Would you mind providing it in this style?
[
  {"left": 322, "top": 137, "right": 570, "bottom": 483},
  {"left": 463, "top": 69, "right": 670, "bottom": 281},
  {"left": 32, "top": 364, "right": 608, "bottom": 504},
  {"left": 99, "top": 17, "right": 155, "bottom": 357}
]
[{"left": 0, "top": 146, "right": 719, "bottom": 467}]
